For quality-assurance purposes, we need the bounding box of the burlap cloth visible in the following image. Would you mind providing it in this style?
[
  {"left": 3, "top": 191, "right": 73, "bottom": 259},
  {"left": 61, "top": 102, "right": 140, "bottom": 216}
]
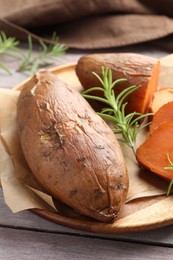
[{"left": 1, "top": 0, "right": 173, "bottom": 50}]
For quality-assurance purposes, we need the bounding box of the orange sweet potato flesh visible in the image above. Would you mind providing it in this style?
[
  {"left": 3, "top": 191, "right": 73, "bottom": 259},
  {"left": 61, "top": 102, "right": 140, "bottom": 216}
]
[
  {"left": 17, "top": 71, "right": 128, "bottom": 222},
  {"left": 136, "top": 121, "right": 173, "bottom": 182},
  {"left": 76, "top": 53, "right": 158, "bottom": 115},
  {"left": 149, "top": 88, "right": 173, "bottom": 114},
  {"left": 149, "top": 101, "right": 173, "bottom": 134}
]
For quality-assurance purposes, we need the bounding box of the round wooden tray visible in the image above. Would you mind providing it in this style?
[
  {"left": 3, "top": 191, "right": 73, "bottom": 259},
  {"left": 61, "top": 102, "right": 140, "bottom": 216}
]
[{"left": 15, "top": 63, "right": 173, "bottom": 234}]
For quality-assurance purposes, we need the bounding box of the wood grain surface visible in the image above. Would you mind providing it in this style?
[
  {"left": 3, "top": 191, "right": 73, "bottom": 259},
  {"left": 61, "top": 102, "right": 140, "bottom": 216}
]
[{"left": 1, "top": 226, "right": 173, "bottom": 260}]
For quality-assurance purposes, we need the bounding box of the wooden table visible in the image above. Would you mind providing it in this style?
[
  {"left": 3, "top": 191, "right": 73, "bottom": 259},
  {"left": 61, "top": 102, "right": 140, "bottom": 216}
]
[{"left": 1, "top": 44, "right": 173, "bottom": 260}]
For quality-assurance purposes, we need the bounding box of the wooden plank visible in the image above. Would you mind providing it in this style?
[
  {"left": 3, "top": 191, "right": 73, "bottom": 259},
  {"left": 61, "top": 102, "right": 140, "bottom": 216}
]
[
  {"left": 1, "top": 190, "right": 173, "bottom": 246},
  {"left": 0, "top": 226, "right": 173, "bottom": 260}
]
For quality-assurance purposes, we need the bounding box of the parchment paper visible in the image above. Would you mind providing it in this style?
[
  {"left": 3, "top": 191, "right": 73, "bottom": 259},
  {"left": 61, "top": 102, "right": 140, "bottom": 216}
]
[
  {"left": 0, "top": 85, "right": 168, "bottom": 213},
  {"left": 159, "top": 53, "right": 173, "bottom": 88}
]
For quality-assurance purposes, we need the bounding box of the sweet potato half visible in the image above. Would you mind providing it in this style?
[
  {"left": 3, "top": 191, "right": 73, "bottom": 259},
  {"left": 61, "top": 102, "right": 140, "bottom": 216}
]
[
  {"left": 76, "top": 53, "right": 158, "bottom": 115},
  {"left": 17, "top": 71, "right": 128, "bottom": 222}
]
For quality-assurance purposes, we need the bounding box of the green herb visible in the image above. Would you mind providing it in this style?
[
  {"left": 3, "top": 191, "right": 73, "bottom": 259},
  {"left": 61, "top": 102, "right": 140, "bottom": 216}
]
[
  {"left": 164, "top": 153, "right": 173, "bottom": 195},
  {"left": 17, "top": 32, "right": 67, "bottom": 75},
  {"left": 0, "top": 31, "right": 21, "bottom": 74},
  {"left": 82, "top": 67, "right": 151, "bottom": 155},
  {"left": 0, "top": 31, "right": 67, "bottom": 76}
]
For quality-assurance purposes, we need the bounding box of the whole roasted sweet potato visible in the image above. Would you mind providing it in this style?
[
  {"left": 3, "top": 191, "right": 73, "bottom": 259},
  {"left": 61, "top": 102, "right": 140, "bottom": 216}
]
[
  {"left": 17, "top": 71, "right": 128, "bottom": 222},
  {"left": 76, "top": 53, "right": 158, "bottom": 115}
]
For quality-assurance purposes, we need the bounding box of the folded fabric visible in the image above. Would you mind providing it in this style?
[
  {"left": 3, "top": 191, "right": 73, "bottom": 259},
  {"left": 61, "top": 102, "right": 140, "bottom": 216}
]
[{"left": 1, "top": 0, "right": 173, "bottom": 50}]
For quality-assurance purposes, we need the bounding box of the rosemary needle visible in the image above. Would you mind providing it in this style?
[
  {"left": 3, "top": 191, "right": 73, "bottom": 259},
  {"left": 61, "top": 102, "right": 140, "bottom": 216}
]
[
  {"left": 82, "top": 67, "right": 151, "bottom": 155},
  {"left": 164, "top": 153, "right": 173, "bottom": 195},
  {"left": 0, "top": 31, "right": 67, "bottom": 75},
  {"left": 18, "top": 33, "right": 68, "bottom": 75},
  {"left": 0, "top": 31, "right": 21, "bottom": 75}
]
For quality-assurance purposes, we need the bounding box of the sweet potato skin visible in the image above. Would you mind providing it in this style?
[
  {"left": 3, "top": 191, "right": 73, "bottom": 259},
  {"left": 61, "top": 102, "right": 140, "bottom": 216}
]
[
  {"left": 17, "top": 71, "right": 128, "bottom": 222},
  {"left": 76, "top": 53, "right": 157, "bottom": 114}
]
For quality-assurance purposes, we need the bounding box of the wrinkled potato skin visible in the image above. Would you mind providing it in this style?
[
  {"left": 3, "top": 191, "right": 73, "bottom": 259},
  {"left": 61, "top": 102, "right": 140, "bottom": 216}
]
[
  {"left": 76, "top": 53, "right": 157, "bottom": 114},
  {"left": 17, "top": 72, "right": 128, "bottom": 222}
]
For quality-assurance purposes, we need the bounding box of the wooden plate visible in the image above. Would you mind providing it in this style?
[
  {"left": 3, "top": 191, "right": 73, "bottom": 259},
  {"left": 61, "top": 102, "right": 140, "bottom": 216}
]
[{"left": 14, "top": 63, "right": 173, "bottom": 234}]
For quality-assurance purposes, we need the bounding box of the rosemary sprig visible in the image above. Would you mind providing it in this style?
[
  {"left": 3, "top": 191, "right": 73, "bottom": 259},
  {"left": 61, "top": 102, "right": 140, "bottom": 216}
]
[
  {"left": 18, "top": 32, "right": 67, "bottom": 75},
  {"left": 0, "top": 31, "right": 21, "bottom": 75},
  {"left": 164, "top": 153, "right": 173, "bottom": 195},
  {"left": 0, "top": 31, "right": 67, "bottom": 76},
  {"left": 82, "top": 67, "right": 151, "bottom": 155}
]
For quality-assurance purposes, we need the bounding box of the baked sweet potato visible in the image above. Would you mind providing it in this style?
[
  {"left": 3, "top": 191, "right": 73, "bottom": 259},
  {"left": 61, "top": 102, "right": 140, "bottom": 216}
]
[
  {"left": 149, "top": 101, "right": 173, "bottom": 134},
  {"left": 76, "top": 53, "right": 158, "bottom": 115},
  {"left": 17, "top": 71, "right": 128, "bottom": 222},
  {"left": 149, "top": 88, "right": 173, "bottom": 114},
  {"left": 136, "top": 121, "right": 173, "bottom": 182}
]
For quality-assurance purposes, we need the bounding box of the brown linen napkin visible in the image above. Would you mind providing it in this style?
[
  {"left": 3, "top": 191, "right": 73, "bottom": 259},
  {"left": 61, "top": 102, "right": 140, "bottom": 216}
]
[{"left": 1, "top": 0, "right": 173, "bottom": 50}]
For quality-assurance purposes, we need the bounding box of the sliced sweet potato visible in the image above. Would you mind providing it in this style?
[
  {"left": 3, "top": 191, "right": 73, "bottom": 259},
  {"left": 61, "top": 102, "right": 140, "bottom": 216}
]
[
  {"left": 136, "top": 121, "right": 173, "bottom": 182},
  {"left": 149, "top": 101, "right": 173, "bottom": 134},
  {"left": 149, "top": 87, "right": 173, "bottom": 114},
  {"left": 76, "top": 53, "right": 158, "bottom": 114}
]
